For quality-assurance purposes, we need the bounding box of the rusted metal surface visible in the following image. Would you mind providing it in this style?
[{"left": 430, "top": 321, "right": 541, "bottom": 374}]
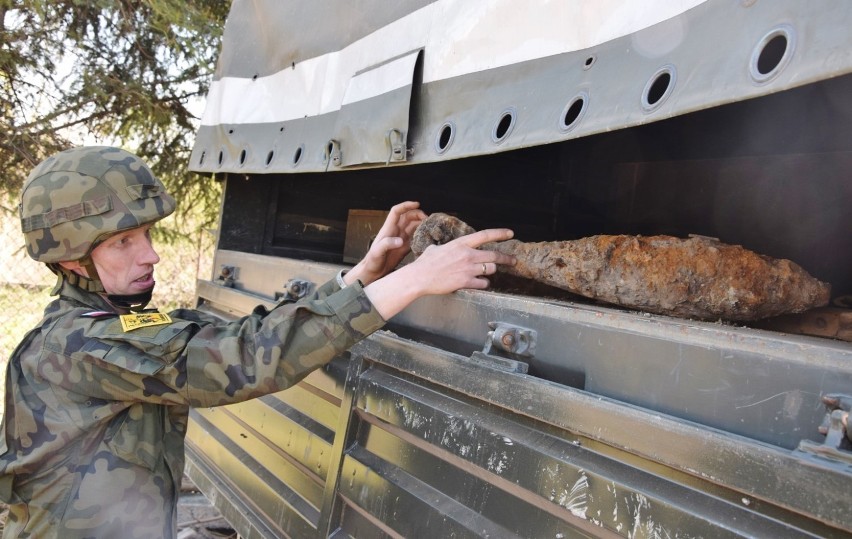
[{"left": 411, "top": 213, "right": 831, "bottom": 321}]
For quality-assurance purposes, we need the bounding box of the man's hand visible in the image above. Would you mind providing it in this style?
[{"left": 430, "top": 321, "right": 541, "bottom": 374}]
[
  {"left": 404, "top": 228, "right": 517, "bottom": 295},
  {"left": 345, "top": 201, "right": 426, "bottom": 286},
  {"left": 363, "top": 227, "right": 516, "bottom": 320}
]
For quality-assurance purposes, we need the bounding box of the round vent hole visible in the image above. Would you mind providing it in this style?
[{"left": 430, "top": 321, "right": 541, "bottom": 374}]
[
  {"left": 757, "top": 34, "right": 788, "bottom": 75},
  {"left": 436, "top": 123, "right": 454, "bottom": 153},
  {"left": 562, "top": 98, "right": 585, "bottom": 129},
  {"left": 494, "top": 112, "right": 514, "bottom": 141},
  {"left": 646, "top": 72, "right": 671, "bottom": 106}
]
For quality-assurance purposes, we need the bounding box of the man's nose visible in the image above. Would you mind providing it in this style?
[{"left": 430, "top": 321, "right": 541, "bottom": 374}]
[{"left": 139, "top": 238, "right": 160, "bottom": 265}]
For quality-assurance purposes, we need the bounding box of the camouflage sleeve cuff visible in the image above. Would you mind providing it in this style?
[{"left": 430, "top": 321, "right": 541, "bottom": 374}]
[
  {"left": 325, "top": 279, "right": 386, "bottom": 341},
  {"left": 335, "top": 269, "right": 348, "bottom": 289},
  {"left": 313, "top": 277, "right": 339, "bottom": 299}
]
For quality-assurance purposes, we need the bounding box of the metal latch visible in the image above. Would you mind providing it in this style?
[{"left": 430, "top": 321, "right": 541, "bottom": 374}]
[
  {"left": 275, "top": 279, "right": 314, "bottom": 303},
  {"left": 385, "top": 128, "right": 406, "bottom": 164},
  {"left": 797, "top": 394, "right": 852, "bottom": 464},
  {"left": 325, "top": 139, "right": 341, "bottom": 170},
  {"left": 468, "top": 322, "right": 537, "bottom": 374}
]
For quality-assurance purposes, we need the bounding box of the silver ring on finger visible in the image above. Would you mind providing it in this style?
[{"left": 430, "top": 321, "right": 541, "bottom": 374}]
[{"left": 481, "top": 263, "right": 487, "bottom": 275}]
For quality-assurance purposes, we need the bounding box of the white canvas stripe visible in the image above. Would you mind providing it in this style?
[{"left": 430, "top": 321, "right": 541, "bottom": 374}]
[
  {"left": 201, "top": 0, "right": 707, "bottom": 126},
  {"left": 202, "top": 55, "right": 332, "bottom": 124},
  {"left": 342, "top": 51, "right": 421, "bottom": 106}
]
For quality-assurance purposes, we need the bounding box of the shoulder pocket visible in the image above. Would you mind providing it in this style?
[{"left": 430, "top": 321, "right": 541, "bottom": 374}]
[
  {"left": 78, "top": 339, "right": 166, "bottom": 375},
  {"left": 77, "top": 319, "right": 198, "bottom": 374}
]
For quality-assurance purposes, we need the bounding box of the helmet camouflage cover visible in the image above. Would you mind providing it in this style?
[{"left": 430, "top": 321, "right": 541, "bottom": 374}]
[{"left": 20, "top": 146, "right": 176, "bottom": 263}]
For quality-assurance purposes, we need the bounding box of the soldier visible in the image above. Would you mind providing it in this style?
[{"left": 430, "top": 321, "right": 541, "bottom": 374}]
[{"left": 0, "top": 146, "right": 515, "bottom": 538}]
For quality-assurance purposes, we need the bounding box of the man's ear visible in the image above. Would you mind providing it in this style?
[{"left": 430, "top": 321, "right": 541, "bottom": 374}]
[{"left": 58, "top": 260, "right": 88, "bottom": 277}]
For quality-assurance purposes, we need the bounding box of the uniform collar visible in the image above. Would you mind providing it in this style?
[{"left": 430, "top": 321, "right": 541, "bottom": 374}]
[
  {"left": 55, "top": 277, "right": 121, "bottom": 313},
  {"left": 53, "top": 270, "right": 152, "bottom": 313}
]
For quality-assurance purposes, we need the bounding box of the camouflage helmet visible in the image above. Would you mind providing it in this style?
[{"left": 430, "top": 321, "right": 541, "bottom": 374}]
[{"left": 20, "top": 146, "right": 176, "bottom": 263}]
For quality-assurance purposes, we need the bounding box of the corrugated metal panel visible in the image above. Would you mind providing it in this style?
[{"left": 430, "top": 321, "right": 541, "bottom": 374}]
[
  {"left": 186, "top": 256, "right": 852, "bottom": 537},
  {"left": 186, "top": 360, "right": 349, "bottom": 538}
]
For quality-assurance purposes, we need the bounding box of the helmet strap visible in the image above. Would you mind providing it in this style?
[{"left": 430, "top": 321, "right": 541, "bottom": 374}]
[
  {"left": 81, "top": 257, "right": 103, "bottom": 289},
  {"left": 48, "top": 261, "right": 105, "bottom": 294},
  {"left": 48, "top": 260, "right": 152, "bottom": 312}
]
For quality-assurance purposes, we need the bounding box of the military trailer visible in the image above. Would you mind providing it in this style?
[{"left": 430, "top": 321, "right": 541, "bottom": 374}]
[{"left": 186, "top": 1, "right": 852, "bottom": 537}]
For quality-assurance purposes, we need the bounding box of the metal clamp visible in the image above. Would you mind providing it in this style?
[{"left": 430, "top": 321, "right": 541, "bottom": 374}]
[
  {"left": 797, "top": 393, "right": 852, "bottom": 463},
  {"left": 483, "top": 322, "right": 537, "bottom": 358},
  {"left": 275, "top": 279, "right": 314, "bottom": 303},
  {"left": 819, "top": 394, "right": 852, "bottom": 442},
  {"left": 216, "top": 265, "right": 237, "bottom": 288},
  {"left": 468, "top": 322, "right": 537, "bottom": 374}
]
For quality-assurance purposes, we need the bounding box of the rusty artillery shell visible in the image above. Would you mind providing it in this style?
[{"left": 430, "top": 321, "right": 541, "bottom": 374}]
[{"left": 411, "top": 213, "right": 831, "bottom": 321}]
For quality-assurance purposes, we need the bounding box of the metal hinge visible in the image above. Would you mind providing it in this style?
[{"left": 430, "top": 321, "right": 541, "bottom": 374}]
[
  {"left": 797, "top": 393, "right": 852, "bottom": 464},
  {"left": 467, "top": 322, "right": 537, "bottom": 374}
]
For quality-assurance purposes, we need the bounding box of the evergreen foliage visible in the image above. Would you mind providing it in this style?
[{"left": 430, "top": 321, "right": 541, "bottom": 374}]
[{"left": 0, "top": 0, "right": 229, "bottom": 232}]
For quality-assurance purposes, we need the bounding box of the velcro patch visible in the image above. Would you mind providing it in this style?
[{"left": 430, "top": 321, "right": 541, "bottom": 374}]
[{"left": 119, "top": 312, "right": 172, "bottom": 332}]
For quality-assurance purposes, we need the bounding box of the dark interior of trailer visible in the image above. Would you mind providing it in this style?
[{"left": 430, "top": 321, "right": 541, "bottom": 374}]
[{"left": 218, "top": 72, "right": 852, "bottom": 304}]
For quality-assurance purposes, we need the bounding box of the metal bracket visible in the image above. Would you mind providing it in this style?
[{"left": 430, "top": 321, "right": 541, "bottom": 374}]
[
  {"left": 216, "top": 265, "right": 236, "bottom": 288},
  {"left": 275, "top": 279, "right": 314, "bottom": 303},
  {"left": 797, "top": 393, "right": 852, "bottom": 464},
  {"left": 468, "top": 322, "right": 537, "bottom": 373}
]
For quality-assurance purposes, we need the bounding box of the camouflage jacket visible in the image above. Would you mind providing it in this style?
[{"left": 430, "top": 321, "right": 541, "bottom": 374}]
[{"left": 0, "top": 276, "right": 385, "bottom": 538}]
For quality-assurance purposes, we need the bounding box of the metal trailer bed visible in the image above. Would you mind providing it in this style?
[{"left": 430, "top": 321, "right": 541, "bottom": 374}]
[{"left": 186, "top": 1, "right": 852, "bottom": 536}]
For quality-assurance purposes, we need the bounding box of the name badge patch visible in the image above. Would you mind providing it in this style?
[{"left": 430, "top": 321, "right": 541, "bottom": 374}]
[{"left": 119, "top": 312, "right": 172, "bottom": 332}]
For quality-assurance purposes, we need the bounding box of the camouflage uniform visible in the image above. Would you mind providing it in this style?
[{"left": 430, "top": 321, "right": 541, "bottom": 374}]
[
  {"left": 0, "top": 274, "right": 384, "bottom": 538},
  {"left": 0, "top": 146, "right": 387, "bottom": 537}
]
